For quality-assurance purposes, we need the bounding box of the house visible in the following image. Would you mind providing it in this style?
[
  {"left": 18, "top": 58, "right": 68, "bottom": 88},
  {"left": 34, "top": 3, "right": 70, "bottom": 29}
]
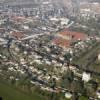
[
  {"left": 60, "top": 18, "right": 69, "bottom": 26},
  {"left": 34, "top": 59, "right": 42, "bottom": 64},
  {"left": 0, "top": 28, "right": 5, "bottom": 33},
  {"left": 96, "top": 89, "right": 100, "bottom": 99},
  {"left": 52, "top": 60, "right": 57, "bottom": 64},
  {"left": 82, "top": 72, "right": 91, "bottom": 82},
  {"left": 65, "top": 92, "right": 72, "bottom": 99},
  {"left": 20, "top": 58, "right": 26, "bottom": 65},
  {"left": 8, "top": 67, "right": 14, "bottom": 71},
  {"left": 11, "top": 31, "right": 24, "bottom": 39},
  {"left": 45, "top": 60, "right": 51, "bottom": 65},
  {"left": 53, "top": 37, "right": 70, "bottom": 48},
  {"left": 23, "top": 51, "right": 28, "bottom": 55},
  {"left": 98, "top": 54, "right": 100, "bottom": 60},
  {"left": 12, "top": 16, "right": 26, "bottom": 22},
  {"left": 15, "top": 47, "right": 20, "bottom": 52},
  {"left": 22, "top": 25, "right": 29, "bottom": 30}
]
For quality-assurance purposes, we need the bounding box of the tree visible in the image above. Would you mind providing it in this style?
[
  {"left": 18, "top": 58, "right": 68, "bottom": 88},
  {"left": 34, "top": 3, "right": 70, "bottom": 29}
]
[
  {"left": 61, "top": 68, "right": 74, "bottom": 89},
  {"left": 66, "top": 68, "right": 74, "bottom": 82}
]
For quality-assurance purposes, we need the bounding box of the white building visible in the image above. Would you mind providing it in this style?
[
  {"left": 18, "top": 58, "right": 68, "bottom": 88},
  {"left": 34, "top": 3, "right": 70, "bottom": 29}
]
[
  {"left": 98, "top": 54, "right": 100, "bottom": 60},
  {"left": 65, "top": 92, "right": 72, "bottom": 99},
  {"left": 82, "top": 72, "right": 91, "bottom": 82},
  {"left": 96, "top": 90, "right": 100, "bottom": 99}
]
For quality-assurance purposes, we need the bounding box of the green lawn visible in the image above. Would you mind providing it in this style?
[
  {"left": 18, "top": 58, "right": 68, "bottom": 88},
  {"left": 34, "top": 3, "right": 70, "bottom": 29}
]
[
  {"left": 78, "top": 96, "right": 88, "bottom": 100},
  {"left": 0, "top": 81, "right": 44, "bottom": 100}
]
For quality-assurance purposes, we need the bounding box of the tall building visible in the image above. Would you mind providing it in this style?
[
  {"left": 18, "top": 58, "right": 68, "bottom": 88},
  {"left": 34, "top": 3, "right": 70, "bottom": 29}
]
[{"left": 71, "top": 0, "right": 80, "bottom": 16}]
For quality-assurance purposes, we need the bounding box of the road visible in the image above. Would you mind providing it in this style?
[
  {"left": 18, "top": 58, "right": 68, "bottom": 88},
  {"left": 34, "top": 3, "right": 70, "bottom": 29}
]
[{"left": 20, "top": 32, "right": 50, "bottom": 41}]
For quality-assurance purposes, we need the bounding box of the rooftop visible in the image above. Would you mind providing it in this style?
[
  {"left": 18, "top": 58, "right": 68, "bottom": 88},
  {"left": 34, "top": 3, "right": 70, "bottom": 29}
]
[
  {"left": 60, "top": 30, "right": 87, "bottom": 41},
  {"left": 11, "top": 31, "right": 24, "bottom": 39},
  {"left": 53, "top": 30, "right": 87, "bottom": 48}
]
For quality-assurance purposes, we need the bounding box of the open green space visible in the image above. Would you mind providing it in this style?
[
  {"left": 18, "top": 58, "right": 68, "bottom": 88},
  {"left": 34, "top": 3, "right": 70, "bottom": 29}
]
[
  {"left": 78, "top": 96, "right": 88, "bottom": 100},
  {"left": 0, "top": 81, "right": 44, "bottom": 100}
]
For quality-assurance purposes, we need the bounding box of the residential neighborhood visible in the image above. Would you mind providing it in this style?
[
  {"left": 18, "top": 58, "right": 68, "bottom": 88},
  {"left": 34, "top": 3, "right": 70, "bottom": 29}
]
[{"left": 0, "top": 0, "right": 100, "bottom": 100}]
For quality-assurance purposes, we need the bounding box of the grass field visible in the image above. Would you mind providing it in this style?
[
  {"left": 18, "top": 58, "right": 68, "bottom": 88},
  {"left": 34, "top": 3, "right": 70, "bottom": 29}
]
[{"left": 0, "top": 81, "right": 44, "bottom": 100}]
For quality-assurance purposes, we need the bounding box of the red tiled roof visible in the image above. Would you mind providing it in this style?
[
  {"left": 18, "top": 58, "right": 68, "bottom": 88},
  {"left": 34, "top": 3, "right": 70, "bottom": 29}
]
[
  {"left": 0, "top": 28, "right": 5, "bottom": 33},
  {"left": 11, "top": 31, "right": 24, "bottom": 39},
  {"left": 53, "top": 30, "right": 88, "bottom": 48},
  {"left": 12, "top": 16, "right": 26, "bottom": 22},
  {"left": 60, "top": 30, "right": 87, "bottom": 40},
  {"left": 53, "top": 37, "right": 70, "bottom": 48}
]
